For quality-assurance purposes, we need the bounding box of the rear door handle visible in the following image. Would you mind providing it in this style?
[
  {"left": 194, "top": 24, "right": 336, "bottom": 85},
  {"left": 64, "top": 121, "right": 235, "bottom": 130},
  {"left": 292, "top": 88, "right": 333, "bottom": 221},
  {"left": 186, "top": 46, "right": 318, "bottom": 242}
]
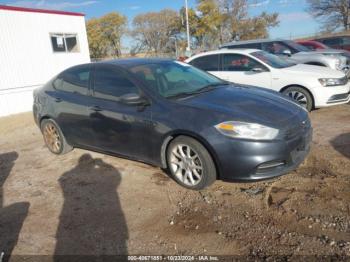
[
  {"left": 89, "top": 105, "right": 103, "bottom": 112},
  {"left": 54, "top": 97, "right": 62, "bottom": 103}
]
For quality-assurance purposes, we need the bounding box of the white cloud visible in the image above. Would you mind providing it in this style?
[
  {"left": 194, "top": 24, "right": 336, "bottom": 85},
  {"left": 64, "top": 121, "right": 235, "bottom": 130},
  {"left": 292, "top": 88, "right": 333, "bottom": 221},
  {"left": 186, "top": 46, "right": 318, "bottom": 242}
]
[
  {"left": 249, "top": 0, "right": 270, "bottom": 8},
  {"left": 279, "top": 11, "right": 313, "bottom": 21},
  {"left": 129, "top": 5, "right": 141, "bottom": 10},
  {"left": 8, "top": 0, "right": 98, "bottom": 10}
]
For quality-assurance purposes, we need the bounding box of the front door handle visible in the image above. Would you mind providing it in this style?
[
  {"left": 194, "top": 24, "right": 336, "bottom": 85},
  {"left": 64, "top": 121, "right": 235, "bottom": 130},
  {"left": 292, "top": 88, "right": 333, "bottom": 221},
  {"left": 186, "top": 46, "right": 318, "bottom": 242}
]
[
  {"left": 89, "top": 105, "right": 103, "bottom": 112},
  {"left": 54, "top": 97, "right": 62, "bottom": 103}
]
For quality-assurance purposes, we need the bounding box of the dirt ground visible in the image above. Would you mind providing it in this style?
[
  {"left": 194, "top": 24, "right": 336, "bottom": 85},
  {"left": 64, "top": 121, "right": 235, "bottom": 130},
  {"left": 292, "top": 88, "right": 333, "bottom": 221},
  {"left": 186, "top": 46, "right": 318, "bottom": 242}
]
[{"left": 0, "top": 104, "right": 349, "bottom": 260}]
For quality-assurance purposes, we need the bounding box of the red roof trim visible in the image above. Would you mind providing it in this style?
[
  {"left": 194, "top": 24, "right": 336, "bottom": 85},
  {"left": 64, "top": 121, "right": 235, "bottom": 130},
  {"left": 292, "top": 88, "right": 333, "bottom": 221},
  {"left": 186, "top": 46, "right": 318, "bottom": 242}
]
[{"left": 0, "top": 5, "right": 85, "bottom": 16}]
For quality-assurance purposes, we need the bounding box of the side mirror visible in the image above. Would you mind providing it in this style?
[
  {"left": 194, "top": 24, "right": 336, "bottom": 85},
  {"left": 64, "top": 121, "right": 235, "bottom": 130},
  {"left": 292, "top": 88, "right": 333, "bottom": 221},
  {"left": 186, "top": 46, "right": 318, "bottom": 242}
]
[
  {"left": 120, "top": 93, "right": 149, "bottom": 106},
  {"left": 282, "top": 49, "right": 292, "bottom": 56},
  {"left": 251, "top": 67, "right": 264, "bottom": 73}
]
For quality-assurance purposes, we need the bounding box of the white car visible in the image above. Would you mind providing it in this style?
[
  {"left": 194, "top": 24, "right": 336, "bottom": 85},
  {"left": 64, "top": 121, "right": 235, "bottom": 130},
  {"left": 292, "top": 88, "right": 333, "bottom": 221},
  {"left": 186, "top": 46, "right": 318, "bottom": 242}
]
[{"left": 185, "top": 49, "right": 350, "bottom": 111}]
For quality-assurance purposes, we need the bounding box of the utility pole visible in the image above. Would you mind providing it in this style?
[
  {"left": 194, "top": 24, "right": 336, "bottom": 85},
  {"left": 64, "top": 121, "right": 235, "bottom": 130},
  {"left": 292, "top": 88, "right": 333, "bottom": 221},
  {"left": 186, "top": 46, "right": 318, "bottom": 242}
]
[
  {"left": 169, "top": 36, "right": 178, "bottom": 58},
  {"left": 185, "top": 0, "right": 191, "bottom": 53}
]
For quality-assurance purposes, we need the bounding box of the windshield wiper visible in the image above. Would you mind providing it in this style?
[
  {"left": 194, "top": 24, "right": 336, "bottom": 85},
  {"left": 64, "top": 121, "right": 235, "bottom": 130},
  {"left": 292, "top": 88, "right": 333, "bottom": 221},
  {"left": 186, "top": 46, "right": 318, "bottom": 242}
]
[
  {"left": 196, "top": 82, "right": 230, "bottom": 92},
  {"left": 167, "top": 82, "right": 229, "bottom": 99}
]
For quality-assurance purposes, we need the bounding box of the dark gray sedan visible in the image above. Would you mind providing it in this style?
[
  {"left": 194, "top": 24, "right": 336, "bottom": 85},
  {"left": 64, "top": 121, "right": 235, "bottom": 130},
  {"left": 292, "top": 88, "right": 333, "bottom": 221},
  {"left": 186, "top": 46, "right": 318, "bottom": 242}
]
[{"left": 33, "top": 59, "right": 312, "bottom": 190}]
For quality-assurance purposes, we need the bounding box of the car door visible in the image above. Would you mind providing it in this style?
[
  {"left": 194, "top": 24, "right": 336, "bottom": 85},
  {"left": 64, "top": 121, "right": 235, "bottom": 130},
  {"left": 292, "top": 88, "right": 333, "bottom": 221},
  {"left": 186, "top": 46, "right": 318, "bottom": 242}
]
[
  {"left": 214, "top": 53, "right": 271, "bottom": 88},
  {"left": 88, "top": 64, "right": 153, "bottom": 162},
  {"left": 50, "top": 64, "right": 93, "bottom": 147}
]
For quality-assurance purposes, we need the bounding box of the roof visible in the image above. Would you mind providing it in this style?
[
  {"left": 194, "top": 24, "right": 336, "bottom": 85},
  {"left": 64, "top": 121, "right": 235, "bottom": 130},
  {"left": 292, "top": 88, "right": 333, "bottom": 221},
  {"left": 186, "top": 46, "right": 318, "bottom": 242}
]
[
  {"left": 102, "top": 58, "right": 174, "bottom": 68},
  {"left": 315, "top": 35, "right": 350, "bottom": 40},
  {"left": 220, "top": 38, "right": 286, "bottom": 48},
  {"left": 0, "top": 5, "right": 85, "bottom": 17},
  {"left": 186, "top": 49, "right": 261, "bottom": 61}
]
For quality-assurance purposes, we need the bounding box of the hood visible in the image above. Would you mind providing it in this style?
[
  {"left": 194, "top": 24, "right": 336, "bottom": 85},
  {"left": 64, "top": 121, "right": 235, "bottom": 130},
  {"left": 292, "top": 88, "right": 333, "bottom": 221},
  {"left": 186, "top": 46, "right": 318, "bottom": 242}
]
[
  {"left": 293, "top": 51, "right": 347, "bottom": 64},
  {"left": 178, "top": 85, "right": 306, "bottom": 129},
  {"left": 280, "top": 64, "right": 346, "bottom": 78}
]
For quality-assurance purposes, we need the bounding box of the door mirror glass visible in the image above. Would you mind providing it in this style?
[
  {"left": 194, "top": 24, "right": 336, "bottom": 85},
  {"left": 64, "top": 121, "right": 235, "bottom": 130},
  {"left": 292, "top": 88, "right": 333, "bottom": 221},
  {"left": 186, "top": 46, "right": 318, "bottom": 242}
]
[
  {"left": 251, "top": 67, "right": 264, "bottom": 73},
  {"left": 120, "top": 93, "right": 149, "bottom": 106},
  {"left": 282, "top": 49, "right": 292, "bottom": 56}
]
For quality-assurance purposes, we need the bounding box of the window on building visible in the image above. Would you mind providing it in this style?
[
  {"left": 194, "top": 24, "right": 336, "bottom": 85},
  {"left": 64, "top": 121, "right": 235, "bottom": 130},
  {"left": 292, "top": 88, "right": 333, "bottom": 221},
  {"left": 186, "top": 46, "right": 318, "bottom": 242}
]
[{"left": 50, "top": 33, "right": 80, "bottom": 53}]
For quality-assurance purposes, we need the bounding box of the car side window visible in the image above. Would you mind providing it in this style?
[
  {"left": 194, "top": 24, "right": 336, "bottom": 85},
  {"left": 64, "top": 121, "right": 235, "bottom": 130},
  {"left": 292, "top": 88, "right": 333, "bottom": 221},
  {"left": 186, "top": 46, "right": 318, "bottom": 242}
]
[
  {"left": 303, "top": 43, "right": 315, "bottom": 50},
  {"left": 53, "top": 66, "right": 90, "bottom": 95},
  {"left": 233, "top": 43, "right": 262, "bottom": 49},
  {"left": 222, "top": 54, "right": 265, "bottom": 72},
  {"left": 262, "top": 42, "right": 292, "bottom": 55},
  {"left": 189, "top": 55, "right": 219, "bottom": 71},
  {"left": 93, "top": 65, "right": 139, "bottom": 101},
  {"left": 342, "top": 37, "right": 350, "bottom": 45},
  {"left": 323, "top": 38, "right": 342, "bottom": 46}
]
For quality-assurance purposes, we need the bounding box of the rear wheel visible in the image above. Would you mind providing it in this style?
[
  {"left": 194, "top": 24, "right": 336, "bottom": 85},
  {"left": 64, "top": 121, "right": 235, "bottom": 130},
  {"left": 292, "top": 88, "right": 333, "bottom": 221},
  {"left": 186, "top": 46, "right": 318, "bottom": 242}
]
[
  {"left": 282, "top": 86, "right": 313, "bottom": 112},
  {"left": 41, "top": 119, "right": 72, "bottom": 155},
  {"left": 166, "top": 136, "right": 216, "bottom": 190}
]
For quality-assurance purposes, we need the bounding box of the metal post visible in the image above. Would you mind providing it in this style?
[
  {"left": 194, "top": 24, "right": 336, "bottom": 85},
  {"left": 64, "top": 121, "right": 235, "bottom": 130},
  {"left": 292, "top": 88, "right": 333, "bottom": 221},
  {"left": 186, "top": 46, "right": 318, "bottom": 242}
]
[
  {"left": 185, "top": 0, "right": 191, "bottom": 52},
  {"left": 169, "top": 36, "right": 178, "bottom": 58}
]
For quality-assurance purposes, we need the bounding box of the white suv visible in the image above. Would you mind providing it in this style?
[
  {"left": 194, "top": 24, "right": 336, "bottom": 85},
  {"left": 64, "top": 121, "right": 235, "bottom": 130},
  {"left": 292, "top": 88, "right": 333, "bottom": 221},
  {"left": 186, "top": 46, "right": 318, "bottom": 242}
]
[{"left": 186, "top": 49, "right": 350, "bottom": 111}]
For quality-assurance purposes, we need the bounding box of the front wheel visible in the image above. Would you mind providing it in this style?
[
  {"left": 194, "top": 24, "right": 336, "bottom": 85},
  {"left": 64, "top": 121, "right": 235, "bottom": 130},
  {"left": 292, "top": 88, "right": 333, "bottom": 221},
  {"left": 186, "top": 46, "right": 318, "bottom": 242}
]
[
  {"left": 166, "top": 136, "right": 216, "bottom": 190},
  {"left": 282, "top": 86, "right": 313, "bottom": 112}
]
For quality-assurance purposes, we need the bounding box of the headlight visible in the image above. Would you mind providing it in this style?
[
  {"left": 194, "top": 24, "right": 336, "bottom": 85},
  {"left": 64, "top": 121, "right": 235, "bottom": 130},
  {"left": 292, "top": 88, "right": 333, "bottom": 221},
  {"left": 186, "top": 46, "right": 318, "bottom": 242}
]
[
  {"left": 215, "top": 121, "right": 279, "bottom": 140},
  {"left": 319, "top": 77, "right": 348, "bottom": 87}
]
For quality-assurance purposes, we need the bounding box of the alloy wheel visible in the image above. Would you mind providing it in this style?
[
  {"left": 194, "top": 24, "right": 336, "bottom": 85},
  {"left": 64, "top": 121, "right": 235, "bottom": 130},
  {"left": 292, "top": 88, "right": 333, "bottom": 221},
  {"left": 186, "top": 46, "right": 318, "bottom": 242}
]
[
  {"left": 43, "top": 123, "right": 61, "bottom": 153},
  {"left": 287, "top": 91, "right": 308, "bottom": 108},
  {"left": 169, "top": 144, "right": 203, "bottom": 186}
]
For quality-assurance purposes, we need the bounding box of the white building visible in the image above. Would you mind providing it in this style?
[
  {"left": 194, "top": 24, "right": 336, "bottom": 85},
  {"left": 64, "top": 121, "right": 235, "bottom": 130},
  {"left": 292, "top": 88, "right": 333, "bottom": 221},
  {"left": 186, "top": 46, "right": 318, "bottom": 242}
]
[{"left": 0, "top": 5, "right": 90, "bottom": 117}]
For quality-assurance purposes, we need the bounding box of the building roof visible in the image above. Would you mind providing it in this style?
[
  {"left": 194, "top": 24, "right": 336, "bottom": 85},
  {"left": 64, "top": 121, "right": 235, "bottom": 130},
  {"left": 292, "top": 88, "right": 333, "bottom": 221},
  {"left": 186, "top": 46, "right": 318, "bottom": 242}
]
[{"left": 0, "top": 5, "right": 85, "bottom": 17}]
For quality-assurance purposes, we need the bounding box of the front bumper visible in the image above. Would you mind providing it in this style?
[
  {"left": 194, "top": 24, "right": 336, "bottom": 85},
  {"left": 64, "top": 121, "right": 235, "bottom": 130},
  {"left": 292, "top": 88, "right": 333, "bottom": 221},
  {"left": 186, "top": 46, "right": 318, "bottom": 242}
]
[
  {"left": 313, "top": 84, "right": 350, "bottom": 107},
  {"left": 206, "top": 127, "right": 312, "bottom": 182}
]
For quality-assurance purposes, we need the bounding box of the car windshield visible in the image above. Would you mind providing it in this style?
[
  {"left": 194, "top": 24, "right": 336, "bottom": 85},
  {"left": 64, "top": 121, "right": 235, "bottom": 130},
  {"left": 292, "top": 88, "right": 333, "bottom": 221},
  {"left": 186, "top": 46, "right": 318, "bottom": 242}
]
[
  {"left": 251, "top": 51, "right": 296, "bottom": 68},
  {"left": 129, "top": 61, "right": 225, "bottom": 98},
  {"left": 284, "top": 40, "right": 310, "bottom": 52}
]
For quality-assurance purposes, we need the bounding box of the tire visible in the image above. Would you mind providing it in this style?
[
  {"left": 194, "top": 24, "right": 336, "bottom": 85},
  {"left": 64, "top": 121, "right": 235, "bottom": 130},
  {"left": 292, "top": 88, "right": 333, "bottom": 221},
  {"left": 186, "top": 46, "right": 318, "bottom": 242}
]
[
  {"left": 41, "top": 119, "right": 73, "bottom": 155},
  {"left": 282, "top": 86, "right": 313, "bottom": 112},
  {"left": 166, "top": 136, "right": 216, "bottom": 190}
]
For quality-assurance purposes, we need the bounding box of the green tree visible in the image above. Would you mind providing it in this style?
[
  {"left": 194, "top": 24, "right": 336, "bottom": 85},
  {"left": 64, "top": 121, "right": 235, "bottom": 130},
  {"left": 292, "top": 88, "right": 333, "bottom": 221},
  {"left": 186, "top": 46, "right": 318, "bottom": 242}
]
[
  {"left": 180, "top": 0, "right": 279, "bottom": 48},
  {"left": 220, "top": 0, "right": 279, "bottom": 41},
  {"left": 131, "top": 9, "right": 180, "bottom": 55},
  {"left": 86, "top": 18, "right": 107, "bottom": 59},
  {"left": 196, "top": 0, "right": 224, "bottom": 48},
  {"left": 86, "top": 12, "right": 127, "bottom": 59}
]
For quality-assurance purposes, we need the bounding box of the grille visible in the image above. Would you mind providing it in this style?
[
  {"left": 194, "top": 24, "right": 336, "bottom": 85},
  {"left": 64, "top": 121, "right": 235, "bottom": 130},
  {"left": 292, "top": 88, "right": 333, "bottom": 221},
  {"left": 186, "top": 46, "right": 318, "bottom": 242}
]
[{"left": 327, "top": 92, "right": 350, "bottom": 103}]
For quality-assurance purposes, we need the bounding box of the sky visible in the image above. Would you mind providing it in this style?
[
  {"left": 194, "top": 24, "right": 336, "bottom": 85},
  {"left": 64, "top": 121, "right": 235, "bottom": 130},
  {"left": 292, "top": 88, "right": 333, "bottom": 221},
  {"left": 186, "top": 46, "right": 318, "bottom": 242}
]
[{"left": 0, "top": 0, "right": 320, "bottom": 47}]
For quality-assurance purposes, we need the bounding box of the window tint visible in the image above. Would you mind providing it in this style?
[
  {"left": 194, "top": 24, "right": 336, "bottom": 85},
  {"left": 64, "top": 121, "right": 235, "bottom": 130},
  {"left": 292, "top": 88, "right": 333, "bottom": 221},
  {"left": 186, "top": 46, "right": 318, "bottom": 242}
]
[
  {"left": 189, "top": 55, "right": 219, "bottom": 71},
  {"left": 251, "top": 51, "right": 295, "bottom": 68},
  {"left": 130, "top": 62, "right": 223, "bottom": 98},
  {"left": 53, "top": 66, "right": 90, "bottom": 95},
  {"left": 301, "top": 43, "right": 316, "bottom": 50},
  {"left": 342, "top": 37, "right": 350, "bottom": 45},
  {"left": 262, "top": 41, "right": 292, "bottom": 54},
  {"left": 94, "top": 66, "right": 138, "bottom": 101},
  {"left": 222, "top": 54, "right": 265, "bottom": 71},
  {"left": 322, "top": 38, "right": 342, "bottom": 46},
  {"left": 229, "top": 43, "right": 262, "bottom": 49}
]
